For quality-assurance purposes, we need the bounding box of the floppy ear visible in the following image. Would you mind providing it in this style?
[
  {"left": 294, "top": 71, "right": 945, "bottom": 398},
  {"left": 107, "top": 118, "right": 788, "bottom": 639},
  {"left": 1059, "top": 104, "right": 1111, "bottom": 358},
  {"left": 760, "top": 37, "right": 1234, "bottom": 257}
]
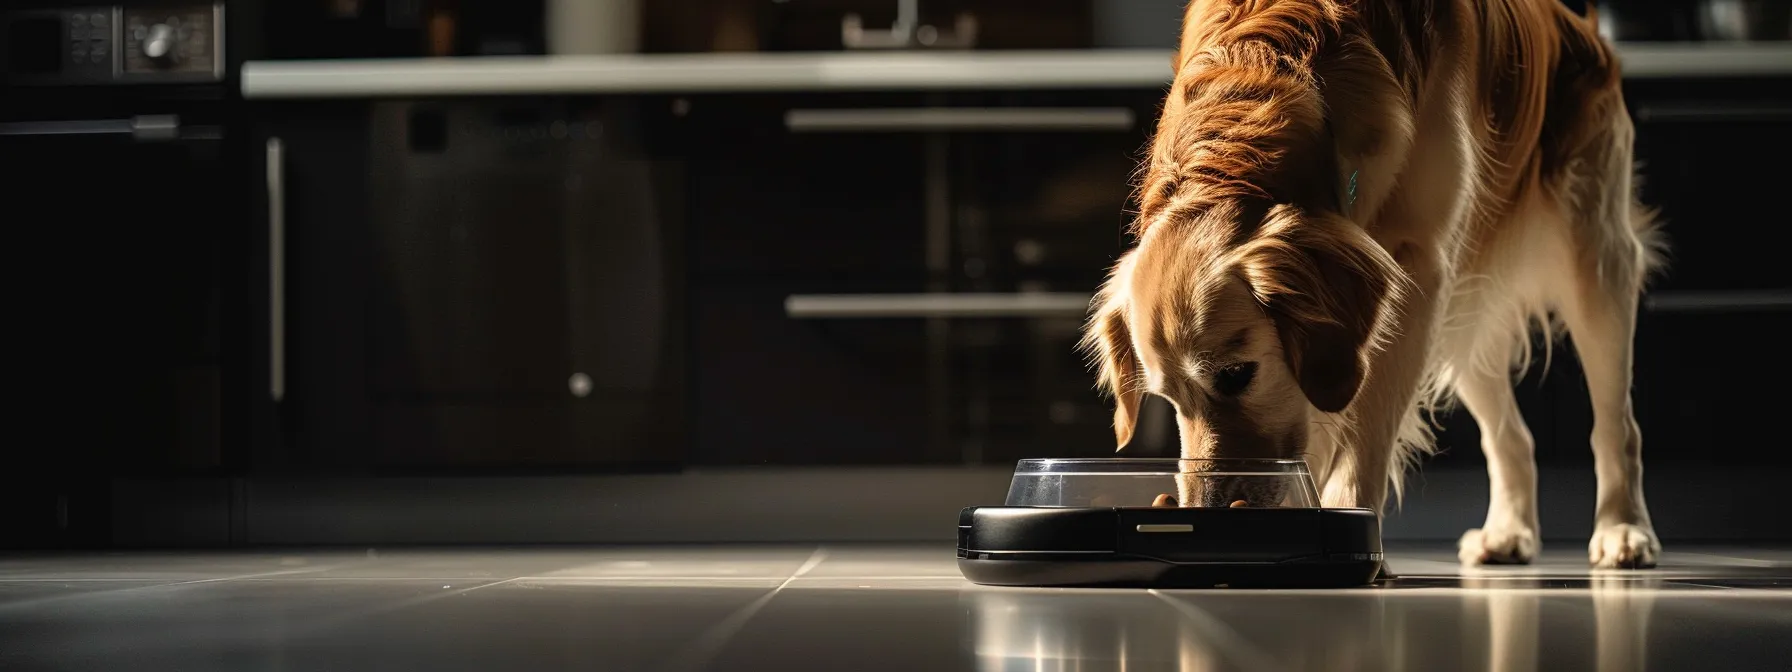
[
  {"left": 1235, "top": 208, "right": 1406, "bottom": 413},
  {"left": 1081, "top": 258, "right": 1144, "bottom": 449}
]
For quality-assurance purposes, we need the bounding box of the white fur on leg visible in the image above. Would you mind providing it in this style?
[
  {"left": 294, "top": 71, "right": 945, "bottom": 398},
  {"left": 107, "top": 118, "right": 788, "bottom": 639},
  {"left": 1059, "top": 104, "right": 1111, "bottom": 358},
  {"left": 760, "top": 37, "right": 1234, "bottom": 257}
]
[
  {"left": 1450, "top": 363, "right": 1542, "bottom": 567},
  {"left": 1589, "top": 522, "right": 1659, "bottom": 570},
  {"left": 1553, "top": 102, "right": 1664, "bottom": 571}
]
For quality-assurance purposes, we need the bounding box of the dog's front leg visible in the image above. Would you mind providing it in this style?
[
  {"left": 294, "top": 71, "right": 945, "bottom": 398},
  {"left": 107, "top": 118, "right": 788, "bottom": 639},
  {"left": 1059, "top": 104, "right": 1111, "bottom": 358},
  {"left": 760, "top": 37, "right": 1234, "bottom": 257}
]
[{"left": 1321, "top": 248, "right": 1443, "bottom": 513}]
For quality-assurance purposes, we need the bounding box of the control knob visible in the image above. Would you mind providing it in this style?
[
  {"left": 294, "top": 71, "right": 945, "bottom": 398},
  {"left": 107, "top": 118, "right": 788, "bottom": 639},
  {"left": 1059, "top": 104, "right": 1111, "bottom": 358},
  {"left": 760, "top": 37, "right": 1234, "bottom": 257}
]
[{"left": 141, "top": 23, "right": 178, "bottom": 64}]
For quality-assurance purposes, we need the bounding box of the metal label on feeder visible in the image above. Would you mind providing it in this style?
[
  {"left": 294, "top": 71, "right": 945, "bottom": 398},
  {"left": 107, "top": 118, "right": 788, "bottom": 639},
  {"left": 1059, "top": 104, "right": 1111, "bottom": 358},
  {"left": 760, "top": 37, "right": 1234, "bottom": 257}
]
[{"left": 1135, "top": 524, "right": 1194, "bottom": 533}]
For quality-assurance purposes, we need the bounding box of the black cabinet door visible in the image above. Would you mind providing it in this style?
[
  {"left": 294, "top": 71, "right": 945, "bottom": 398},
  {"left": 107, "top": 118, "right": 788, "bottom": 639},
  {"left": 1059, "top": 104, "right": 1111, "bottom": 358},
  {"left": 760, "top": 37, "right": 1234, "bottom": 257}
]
[
  {"left": 0, "top": 110, "right": 232, "bottom": 547},
  {"left": 251, "top": 99, "right": 685, "bottom": 473},
  {"left": 1631, "top": 310, "right": 1792, "bottom": 466},
  {"left": 1602, "top": 81, "right": 1792, "bottom": 466},
  {"left": 682, "top": 90, "right": 1157, "bottom": 466},
  {"left": 939, "top": 91, "right": 1161, "bottom": 464},
  {"left": 2, "top": 128, "right": 227, "bottom": 473},
  {"left": 680, "top": 92, "right": 934, "bottom": 465},
  {"left": 1628, "top": 88, "right": 1792, "bottom": 295}
]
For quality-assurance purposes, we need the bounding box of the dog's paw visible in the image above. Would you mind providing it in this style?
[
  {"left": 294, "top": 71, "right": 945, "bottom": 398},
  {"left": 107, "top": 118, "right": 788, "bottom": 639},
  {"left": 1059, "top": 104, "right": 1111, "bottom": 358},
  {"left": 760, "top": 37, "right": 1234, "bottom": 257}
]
[
  {"left": 1589, "top": 523, "right": 1660, "bottom": 569},
  {"left": 1458, "top": 525, "right": 1539, "bottom": 566}
]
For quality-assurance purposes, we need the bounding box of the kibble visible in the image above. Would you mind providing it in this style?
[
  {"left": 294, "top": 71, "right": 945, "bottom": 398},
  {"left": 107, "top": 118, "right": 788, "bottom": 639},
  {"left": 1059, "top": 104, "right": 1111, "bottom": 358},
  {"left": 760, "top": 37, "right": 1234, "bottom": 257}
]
[
  {"left": 1152, "top": 494, "right": 1178, "bottom": 508},
  {"left": 1229, "top": 500, "right": 1248, "bottom": 508}
]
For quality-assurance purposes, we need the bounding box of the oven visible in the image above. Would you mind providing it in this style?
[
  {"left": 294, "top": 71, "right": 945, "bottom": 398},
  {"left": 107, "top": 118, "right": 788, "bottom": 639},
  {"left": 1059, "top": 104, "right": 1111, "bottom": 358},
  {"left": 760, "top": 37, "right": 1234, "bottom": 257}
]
[{"left": 0, "top": 1, "right": 238, "bottom": 547}]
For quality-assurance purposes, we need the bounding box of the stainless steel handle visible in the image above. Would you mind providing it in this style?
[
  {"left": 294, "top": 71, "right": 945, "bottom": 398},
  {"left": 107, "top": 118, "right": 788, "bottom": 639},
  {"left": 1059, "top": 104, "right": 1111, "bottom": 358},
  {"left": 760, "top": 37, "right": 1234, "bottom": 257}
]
[
  {"left": 1644, "top": 290, "right": 1792, "bottom": 312},
  {"left": 266, "top": 137, "right": 286, "bottom": 402},
  {"left": 785, "top": 293, "right": 1092, "bottom": 318},
  {"left": 0, "top": 115, "right": 205, "bottom": 141},
  {"left": 1634, "top": 105, "right": 1792, "bottom": 123},
  {"left": 784, "top": 108, "right": 1135, "bottom": 133}
]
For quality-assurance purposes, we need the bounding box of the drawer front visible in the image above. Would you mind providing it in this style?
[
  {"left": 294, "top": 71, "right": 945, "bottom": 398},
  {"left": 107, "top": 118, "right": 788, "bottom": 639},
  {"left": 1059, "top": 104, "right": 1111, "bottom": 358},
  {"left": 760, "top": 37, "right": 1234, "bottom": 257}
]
[
  {"left": 694, "top": 280, "right": 1122, "bottom": 466},
  {"left": 1630, "top": 309, "right": 1792, "bottom": 466},
  {"left": 1627, "top": 82, "right": 1792, "bottom": 295}
]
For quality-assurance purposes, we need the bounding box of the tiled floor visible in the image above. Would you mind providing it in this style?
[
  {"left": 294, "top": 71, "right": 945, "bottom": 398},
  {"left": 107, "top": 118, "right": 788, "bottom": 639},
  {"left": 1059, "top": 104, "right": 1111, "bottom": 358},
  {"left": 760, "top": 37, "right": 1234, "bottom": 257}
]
[{"left": 1, "top": 544, "right": 1788, "bottom": 671}]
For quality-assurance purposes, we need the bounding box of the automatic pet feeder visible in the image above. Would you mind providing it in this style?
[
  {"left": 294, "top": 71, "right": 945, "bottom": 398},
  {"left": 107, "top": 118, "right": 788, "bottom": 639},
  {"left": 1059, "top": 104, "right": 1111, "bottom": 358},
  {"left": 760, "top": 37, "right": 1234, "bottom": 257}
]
[{"left": 957, "top": 458, "right": 1384, "bottom": 588}]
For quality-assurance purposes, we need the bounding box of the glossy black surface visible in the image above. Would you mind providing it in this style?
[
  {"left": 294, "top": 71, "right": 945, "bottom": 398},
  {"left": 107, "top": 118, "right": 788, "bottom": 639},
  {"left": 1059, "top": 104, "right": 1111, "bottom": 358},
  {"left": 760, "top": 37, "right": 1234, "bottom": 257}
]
[
  {"left": 958, "top": 506, "right": 1382, "bottom": 587},
  {"left": 1, "top": 544, "right": 1788, "bottom": 671}
]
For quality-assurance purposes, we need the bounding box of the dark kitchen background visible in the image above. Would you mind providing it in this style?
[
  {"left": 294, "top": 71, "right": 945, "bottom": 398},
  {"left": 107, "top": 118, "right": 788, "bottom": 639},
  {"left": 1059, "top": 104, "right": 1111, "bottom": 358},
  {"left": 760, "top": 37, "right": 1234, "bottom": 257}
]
[{"left": 2, "top": 0, "right": 1788, "bottom": 550}]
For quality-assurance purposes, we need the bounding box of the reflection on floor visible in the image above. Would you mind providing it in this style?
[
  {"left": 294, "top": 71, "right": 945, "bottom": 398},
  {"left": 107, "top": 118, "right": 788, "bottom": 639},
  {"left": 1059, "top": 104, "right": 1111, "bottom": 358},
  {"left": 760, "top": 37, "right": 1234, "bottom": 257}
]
[{"left": 0, "top": 544, "right": 1787, "bottom": 671}]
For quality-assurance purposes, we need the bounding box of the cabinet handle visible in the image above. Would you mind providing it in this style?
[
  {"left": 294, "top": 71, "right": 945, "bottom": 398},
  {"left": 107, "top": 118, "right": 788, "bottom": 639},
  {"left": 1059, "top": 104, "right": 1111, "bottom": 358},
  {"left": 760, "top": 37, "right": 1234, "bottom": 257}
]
[
  {"left": 1644, "top": 290, "right": 1792, "bottom": 312},
  {"left": 784, "top": 108, "right": 1135, "bottom": 133},
  {"left": 266, "top": 137, "right": 286, "bottom": 402},
  {"left": 1634, "top": 105, "right": 1792, "bottom": 123},
  {"left": 0, "top": 115, "right": 217, "bottom": 142},
  {"left": 785, "top": 293, "right": 1092, "bottom": 318}
]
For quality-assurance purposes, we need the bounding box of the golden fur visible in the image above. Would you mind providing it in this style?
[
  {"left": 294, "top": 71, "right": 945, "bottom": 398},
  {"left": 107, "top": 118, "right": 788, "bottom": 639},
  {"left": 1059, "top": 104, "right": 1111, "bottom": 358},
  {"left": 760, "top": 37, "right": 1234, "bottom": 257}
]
[{"left": 1082, "top": 0, "right": 1665, "bottom": 568}]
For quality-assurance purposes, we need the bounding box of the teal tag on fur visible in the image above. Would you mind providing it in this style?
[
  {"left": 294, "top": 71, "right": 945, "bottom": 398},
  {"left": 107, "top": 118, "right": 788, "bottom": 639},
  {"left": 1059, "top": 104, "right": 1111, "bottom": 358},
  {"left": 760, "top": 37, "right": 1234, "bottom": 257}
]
[{"left": 1345, "top": 169, "right": 1359, "bottom": 213}]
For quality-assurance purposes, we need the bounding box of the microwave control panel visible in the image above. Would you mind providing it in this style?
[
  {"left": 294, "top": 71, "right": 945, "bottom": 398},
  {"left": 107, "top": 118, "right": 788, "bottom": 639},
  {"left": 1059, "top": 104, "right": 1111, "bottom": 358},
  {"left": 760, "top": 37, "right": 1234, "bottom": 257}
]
[{"left": 2, "top": 3, "right": 223, "bottom": 85}]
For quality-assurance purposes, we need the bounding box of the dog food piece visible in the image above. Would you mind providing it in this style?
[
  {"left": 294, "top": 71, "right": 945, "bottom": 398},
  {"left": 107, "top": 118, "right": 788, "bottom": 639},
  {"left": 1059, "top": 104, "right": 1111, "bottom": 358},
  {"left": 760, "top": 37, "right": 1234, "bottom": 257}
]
[
  {"left": 1152, "top": 494, "right": 1178, "bottom": 508},
  {"left": 1229, "top": 499, "right": 1248, "bottom": 508}
]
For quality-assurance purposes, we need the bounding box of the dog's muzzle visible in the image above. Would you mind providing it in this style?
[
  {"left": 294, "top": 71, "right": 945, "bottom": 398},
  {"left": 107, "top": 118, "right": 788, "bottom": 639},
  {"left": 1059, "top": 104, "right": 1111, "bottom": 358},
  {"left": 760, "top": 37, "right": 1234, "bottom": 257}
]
[{"left": 1176, "top": 472, "right": 1292, "bottom": 508}]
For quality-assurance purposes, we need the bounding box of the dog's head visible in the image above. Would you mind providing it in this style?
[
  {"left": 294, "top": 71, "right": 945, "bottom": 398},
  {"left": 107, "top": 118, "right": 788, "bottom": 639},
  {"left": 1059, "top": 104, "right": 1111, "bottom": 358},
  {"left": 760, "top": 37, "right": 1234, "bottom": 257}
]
[
  {"left": 1084, "top": 203, "right": 1404, "bottom": 462},
  {"left": 1085, "top": 1, "right": 1413, "bottom": 466}
]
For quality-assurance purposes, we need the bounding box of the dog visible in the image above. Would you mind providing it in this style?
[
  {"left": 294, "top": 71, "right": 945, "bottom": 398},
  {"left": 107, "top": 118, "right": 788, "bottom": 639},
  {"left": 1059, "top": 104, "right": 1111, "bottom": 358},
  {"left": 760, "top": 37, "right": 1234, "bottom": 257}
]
[{"left": 1080, "top": 0, "right": 1665, "bottom": 569}]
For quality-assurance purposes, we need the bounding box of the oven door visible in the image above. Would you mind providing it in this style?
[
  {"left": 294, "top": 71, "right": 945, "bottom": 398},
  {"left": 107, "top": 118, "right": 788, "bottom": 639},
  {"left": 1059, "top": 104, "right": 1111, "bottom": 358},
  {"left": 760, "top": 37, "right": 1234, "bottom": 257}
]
[{"left": 0, "top": 114, "right": 229, "bottom": 545}]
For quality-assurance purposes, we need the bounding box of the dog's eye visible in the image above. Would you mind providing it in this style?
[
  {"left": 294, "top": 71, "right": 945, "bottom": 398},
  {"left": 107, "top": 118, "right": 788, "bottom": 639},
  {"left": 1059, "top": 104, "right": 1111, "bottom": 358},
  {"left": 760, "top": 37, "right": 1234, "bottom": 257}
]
[{"left": 1213, "top": 362, "right": 1257, "bottom": 397}]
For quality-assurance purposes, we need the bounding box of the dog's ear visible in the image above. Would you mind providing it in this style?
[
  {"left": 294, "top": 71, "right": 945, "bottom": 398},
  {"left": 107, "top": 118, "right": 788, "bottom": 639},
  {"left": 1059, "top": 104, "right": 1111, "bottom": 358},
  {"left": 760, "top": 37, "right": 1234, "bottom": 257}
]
[
  {"left": 1235, "top": 208, "right": 1406, "bottom": 413},
  {"left": 1081, "top": 258, "right": 1144, "bottom": 449}
]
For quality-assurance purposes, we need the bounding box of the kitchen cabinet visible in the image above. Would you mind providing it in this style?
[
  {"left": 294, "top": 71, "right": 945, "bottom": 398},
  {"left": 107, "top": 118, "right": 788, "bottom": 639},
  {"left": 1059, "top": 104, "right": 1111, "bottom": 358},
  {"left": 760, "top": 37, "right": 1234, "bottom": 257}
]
[
  {"left": 677, "top": 89, "right": 1161, "bottom": 466},
  {"left": 234, "top": 70, "right": 1792, "bottom": 474},
  {"left": 1616, "top": 77, "right": 1792, "bottom": 466},
  {"left": 1, "top": 95, "right": 237, "bottom": 547},
  {"left": 247, "top": 98, "right": 687, "bottom": 473}
]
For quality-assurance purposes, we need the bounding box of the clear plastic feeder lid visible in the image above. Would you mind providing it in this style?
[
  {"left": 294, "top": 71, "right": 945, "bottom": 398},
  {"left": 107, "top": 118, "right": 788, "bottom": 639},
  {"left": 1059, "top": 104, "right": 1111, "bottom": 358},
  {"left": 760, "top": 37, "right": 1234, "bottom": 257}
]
[{"left": 1004, "top": 458, "right": 1320, "bottom": 508}]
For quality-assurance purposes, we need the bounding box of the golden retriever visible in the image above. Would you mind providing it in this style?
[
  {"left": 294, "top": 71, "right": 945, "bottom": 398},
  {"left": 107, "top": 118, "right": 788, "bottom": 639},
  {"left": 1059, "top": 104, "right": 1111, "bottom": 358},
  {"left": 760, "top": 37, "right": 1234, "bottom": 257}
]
[{"left": 1081, "top": 0, "right": 1664, "bottom": 568}]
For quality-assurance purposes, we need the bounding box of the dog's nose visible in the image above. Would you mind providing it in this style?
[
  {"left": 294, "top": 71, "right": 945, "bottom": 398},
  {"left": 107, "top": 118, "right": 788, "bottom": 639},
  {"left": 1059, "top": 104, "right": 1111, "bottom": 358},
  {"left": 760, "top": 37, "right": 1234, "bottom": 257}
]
[
  {"left": 1192, "top": 474, "right": 1246, "bottom": 507},
  {"left": 1186, "top": 473, "right": 1292, "bottom": 508}
]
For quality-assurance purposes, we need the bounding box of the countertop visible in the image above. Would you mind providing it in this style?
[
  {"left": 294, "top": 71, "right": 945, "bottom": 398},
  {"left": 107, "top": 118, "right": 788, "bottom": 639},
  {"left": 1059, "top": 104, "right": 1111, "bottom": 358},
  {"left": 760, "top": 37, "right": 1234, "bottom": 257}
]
[{"left": 241, "top": 43, "right": 1792, "bottom": 99}]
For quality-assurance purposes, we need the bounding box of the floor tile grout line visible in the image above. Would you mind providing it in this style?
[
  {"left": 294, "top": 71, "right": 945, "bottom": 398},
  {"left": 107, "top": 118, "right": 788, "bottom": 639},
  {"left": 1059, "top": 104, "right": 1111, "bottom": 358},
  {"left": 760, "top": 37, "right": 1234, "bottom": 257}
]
[
  {"left": 0, "top": 578, "right": 183, "bottom": 582},
  {"left": 1149, "top": 589, "right": 1282, "bottom": 672},
  {"left": 1378, "top": 587, "right": 1792, "bottom": 599},
  {"left": 0, "top": 574, "right": 963, "bottom": 583},
  {"left": 661, "top": 546, "right": 830, "bottom": 672},
  {"left": 500, "top": 574, "right": 959, "bottom": 582},
  {"left": 0, "top": 564, "right": 349, "bottom": 615},
  {"left": 278, "top": 576, "right": 525, "bottom": 638},
  {"left": 447, "top": 576, "right": 522, "bottom": 594},
  {"left": 1667, "top": 552, "right": 1782, "bottom": 568},
  {"left": 0, "top": 577, "right": 521, "bottom": 582},
  {"left": 159, "top": 565, "right": 356, "bottom": 586},
  {"left": 1662, "top": 582, "right": 1742, "bottom": 591}
]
